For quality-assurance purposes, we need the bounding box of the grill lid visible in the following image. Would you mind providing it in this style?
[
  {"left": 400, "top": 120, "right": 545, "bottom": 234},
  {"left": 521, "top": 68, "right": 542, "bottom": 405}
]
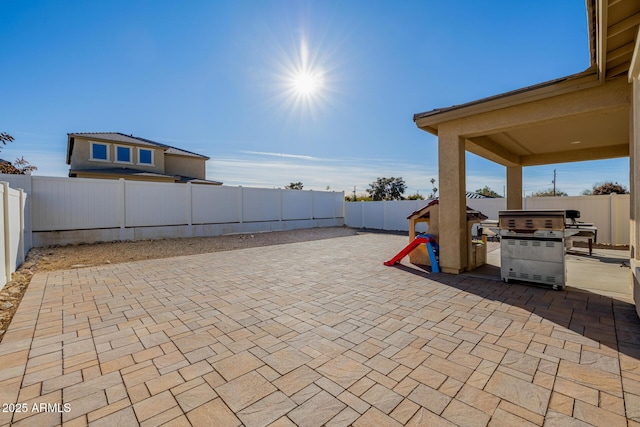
[{"left": 498, "top": 210, "right": 566, "bottom": 231}]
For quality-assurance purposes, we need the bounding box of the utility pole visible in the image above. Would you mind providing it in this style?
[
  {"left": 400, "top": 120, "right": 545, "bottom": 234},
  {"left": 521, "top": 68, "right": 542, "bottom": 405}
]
[
  {"left": 552, "top": 169, "right": 557, "bottom": 196},
  {"left": 353, "top": 185, "right": 357, "bottom": 201}
]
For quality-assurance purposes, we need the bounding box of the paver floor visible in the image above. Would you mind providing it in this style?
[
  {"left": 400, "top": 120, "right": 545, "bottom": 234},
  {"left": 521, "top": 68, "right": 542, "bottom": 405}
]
[{"left": 0, "top": 232, "right": 639, "bottom": 426}]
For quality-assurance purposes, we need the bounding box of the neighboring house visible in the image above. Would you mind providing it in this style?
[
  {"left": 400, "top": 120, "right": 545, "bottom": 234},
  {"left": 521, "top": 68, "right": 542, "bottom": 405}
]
[{"left": 66, "top": 132, "right": 222, "bottom": 185}]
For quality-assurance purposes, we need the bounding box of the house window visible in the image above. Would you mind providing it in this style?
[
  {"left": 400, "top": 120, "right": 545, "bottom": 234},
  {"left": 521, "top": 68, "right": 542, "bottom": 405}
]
[
  {"left": 138, "top": 148, "right": 154, "bottom": 165},
  {"left": 115, "top": 145, "right": 132, "bottom": 163},
  {"left": 90, "top": 142, "right": 109, "bottom": 161}
]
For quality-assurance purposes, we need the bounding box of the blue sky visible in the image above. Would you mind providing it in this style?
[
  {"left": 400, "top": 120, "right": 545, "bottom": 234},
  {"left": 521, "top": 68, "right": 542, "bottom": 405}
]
[{"left": 0, "top": 0, "right": 629, "bottom": 196}]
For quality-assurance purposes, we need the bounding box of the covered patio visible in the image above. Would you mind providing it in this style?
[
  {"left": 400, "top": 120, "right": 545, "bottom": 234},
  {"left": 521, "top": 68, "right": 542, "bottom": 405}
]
[{"left": 413, "top": 0, "right": 640, "bottom": 317}]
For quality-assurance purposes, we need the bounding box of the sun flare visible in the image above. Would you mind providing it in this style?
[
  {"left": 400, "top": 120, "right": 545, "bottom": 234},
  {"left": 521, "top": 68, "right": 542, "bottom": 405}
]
[
  {"left": 268, "top": 35, "right": 335, "bottom": 119},
  {"left": 291, "top": 71, "right": 323, "bottom": 96}
]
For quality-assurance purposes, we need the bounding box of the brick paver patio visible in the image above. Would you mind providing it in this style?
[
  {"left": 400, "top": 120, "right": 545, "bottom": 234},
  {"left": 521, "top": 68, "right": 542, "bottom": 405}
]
[{"left": 0, "top": 232, "right": 639, "bottom": 426}]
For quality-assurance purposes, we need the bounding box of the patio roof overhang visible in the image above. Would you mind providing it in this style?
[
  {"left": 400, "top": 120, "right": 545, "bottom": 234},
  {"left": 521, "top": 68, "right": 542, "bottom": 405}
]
[
  {"left": 413, "top": 71, "right": 630, "bottom": 167},
  {"left": 413, "top": 0, "right": 639, "bottom": 169}
]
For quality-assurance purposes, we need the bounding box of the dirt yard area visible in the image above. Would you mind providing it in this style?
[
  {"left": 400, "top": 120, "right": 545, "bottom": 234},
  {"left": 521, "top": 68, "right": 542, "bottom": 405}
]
[{"left": 0, "top": 227, "right": 359, "bottom": 342}]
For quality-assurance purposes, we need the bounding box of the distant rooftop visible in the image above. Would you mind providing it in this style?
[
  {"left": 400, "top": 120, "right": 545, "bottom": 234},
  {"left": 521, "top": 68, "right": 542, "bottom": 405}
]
[{"left": 68, "top": 132, "right": 210, "bottom": 160}]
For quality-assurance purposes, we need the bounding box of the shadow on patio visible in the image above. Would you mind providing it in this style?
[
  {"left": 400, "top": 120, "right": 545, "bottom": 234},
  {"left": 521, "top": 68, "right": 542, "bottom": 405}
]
[{"left": 391, "top": 257, "right": 640, "bottom": 361}]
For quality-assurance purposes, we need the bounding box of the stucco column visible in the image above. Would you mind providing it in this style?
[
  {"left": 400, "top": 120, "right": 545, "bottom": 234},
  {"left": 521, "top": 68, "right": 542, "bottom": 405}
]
[
  {"left": 632, "top": 81, "right": 638, "bottom": 262},
  {"left": 437, "top": 129, "right": 467, "bottom": 274},
  {"left": 506, "top": 166, "right": 523, "bottom": 210},
  {"left": 631, "top": 77, "right": 640, "bottom": 317}
]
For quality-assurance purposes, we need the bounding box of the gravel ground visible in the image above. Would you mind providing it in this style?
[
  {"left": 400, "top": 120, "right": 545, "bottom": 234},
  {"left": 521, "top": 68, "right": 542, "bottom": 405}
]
[{"left": 0, "top": 226, "right": 360, "bottom": 342}]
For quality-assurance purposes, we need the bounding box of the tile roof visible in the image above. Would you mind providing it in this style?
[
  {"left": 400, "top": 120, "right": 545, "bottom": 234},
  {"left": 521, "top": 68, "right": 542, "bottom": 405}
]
[
  {"left": 407, "top": 199, "right": 488, "bottom": 221},
  {"left": 466, "top": 191, "right": 495, "bottom": 199},
  {"left": 68, "top": 132, "right": 210, "bottom": 159}
]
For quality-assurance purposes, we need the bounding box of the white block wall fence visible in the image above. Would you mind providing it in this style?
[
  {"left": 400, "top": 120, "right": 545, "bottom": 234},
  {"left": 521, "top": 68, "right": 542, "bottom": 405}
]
[
  {"left": 0, "top": 174, "right": 344, "bottom": 248},
  {"left": 0, "top": 182, "right": 27, "bottom": 287},
  {"left": 344, "top": 200, "right": 430, "bottom": 233},
  {"left": 0, "top": 172, "right": 630, "bottom": 286},
  {"left": 344, "top": 194, "right": 630, "bottom": 246},
  {"left": 522, "top": 194, "right": 629, "bottom": 246}
]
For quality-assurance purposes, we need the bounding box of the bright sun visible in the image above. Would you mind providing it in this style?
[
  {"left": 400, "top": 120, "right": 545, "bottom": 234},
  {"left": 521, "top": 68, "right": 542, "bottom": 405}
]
[
  {"left": 292, "top": 71, "right": 322, "bottom": 96},
  {"left": 270, "top": 36, "right": 332, "bottom": 118}
]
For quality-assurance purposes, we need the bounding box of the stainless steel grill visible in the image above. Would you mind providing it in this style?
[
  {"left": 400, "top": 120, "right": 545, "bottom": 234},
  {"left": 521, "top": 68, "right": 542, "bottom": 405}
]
[
  {"left": 481, "top": 209, "right": 598, "bottom": 289},
  {"left": 498, "top": 210, "right": 567, "bottom": 289}
]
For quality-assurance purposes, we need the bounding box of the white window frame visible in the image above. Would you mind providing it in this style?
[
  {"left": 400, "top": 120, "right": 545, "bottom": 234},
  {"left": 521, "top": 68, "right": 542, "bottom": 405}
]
[
  {"left": 114, "top": 144, "right": 133, "bottom": 164},
  {"left": 89, "top": 141, "right": 110, "bottom": 162},
  {"left": 137, "top": 148, "right": 155, "bottom": 166}
]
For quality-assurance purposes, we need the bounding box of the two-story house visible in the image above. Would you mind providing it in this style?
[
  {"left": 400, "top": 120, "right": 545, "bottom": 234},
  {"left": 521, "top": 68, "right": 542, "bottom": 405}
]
[{"left": 66, "top": 132, "right": 222, "bottom": 184}]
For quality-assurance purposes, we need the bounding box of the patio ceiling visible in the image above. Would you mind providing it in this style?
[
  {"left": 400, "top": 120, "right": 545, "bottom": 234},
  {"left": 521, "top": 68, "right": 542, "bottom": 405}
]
[
  {"left": 465, "top": 101, "right": 629, "bottom": 167},
  {"left": 597, "top": 0, "right": 640, "bottom": 81}
]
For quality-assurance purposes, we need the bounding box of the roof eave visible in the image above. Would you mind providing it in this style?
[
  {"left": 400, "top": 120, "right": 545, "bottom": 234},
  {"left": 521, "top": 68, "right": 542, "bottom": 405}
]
[
  {"left": 177, "top": 177, "right": 222, "bottom": 185},
  {"left": 413, "top": 67, "right": 599, "bottom": 131},
  {"left": 586, "top": 0, "right": 597, "bottom": 69},
  {"left": 66, "top": 135, "right": 73, "bottom": 165},
  {"left": 164, "top": 152, "right": 210, "bottom": 161}
]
